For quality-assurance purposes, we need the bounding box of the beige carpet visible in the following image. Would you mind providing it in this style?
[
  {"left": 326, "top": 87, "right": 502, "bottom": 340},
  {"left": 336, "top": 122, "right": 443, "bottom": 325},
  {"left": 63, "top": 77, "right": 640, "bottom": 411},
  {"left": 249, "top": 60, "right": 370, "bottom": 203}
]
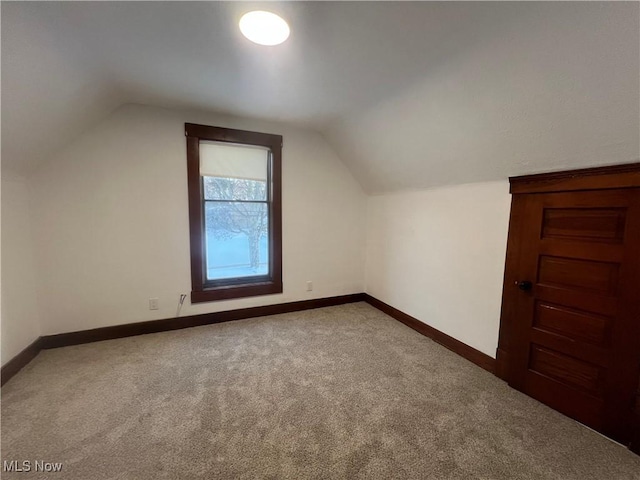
[{"left": 2, "top": 302, "right": 639, "bottom": 479}]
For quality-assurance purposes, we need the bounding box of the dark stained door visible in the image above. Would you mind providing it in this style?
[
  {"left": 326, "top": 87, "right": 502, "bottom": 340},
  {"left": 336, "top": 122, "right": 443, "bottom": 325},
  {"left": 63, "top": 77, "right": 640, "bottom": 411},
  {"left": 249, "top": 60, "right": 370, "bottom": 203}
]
[{"left": 507, "top": 188, "right": 640, "bottom": 444}]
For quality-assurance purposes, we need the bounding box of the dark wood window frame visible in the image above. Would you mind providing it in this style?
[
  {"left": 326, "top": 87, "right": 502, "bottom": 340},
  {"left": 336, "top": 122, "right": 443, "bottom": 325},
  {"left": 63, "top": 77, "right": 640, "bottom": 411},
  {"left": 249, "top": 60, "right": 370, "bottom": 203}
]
[{"left": 185, "top": 123, "right": 283, "bottom": 303}]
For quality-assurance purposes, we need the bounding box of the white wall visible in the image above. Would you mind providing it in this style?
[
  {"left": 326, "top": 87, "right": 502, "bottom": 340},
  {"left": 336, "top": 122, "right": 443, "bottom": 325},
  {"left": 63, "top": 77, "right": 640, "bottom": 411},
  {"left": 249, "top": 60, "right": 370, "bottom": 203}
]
[
  {"left": 27, "top": 104, "right": 366, "bottom": 335},
  {"left": 0, "top": 103, "right": 527, "bottom": 363},
  {"left": 365, "top": 181, "right": 511, "bottom": 357},
  {"left": 1, "top": 174, "right": 41, "bottom": 364}
]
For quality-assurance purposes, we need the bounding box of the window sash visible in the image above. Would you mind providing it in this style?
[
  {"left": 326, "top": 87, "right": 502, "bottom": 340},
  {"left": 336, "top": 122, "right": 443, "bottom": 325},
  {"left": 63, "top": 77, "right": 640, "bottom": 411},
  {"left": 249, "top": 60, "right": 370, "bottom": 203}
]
[
  {"left": 200, "top": 153, "right": 272, "bottom": 286},
  {"left": 186, "top": 123, "right": 283, "bottom": 303}
]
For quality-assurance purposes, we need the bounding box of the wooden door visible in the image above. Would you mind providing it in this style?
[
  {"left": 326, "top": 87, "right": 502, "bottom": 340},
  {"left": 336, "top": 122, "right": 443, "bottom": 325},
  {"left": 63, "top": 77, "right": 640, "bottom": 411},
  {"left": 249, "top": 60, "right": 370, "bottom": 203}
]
[{"left": 501, "top": 186, "right": 640, "bottom": 444}]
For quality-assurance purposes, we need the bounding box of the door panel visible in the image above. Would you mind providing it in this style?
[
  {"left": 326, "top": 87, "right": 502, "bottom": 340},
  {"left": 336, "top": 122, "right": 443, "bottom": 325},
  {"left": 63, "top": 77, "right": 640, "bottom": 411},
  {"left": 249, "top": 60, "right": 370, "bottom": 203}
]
[
  {"left": 537, "top": 255, "right": 620, "bottom": 294},
  {"left": 541, "top": 207, "right": 626, "bottom": 243},
  {"left": 529, "top": 329, "right": 610, "bottom": 367},
  {"left": 529, "top": 345, "right": 605, "bottom": 397},
  {"left": 526, "top": 370, "right": 605, "bottom": 431},
  {"left": 534, "top": 284, "right": 618, "bottom": 316},
  {"left": 506, "top": 188, "right": 640, "bottom": 444},
  {"left": 532, "top": 302, "right": 611, "bottom": 346},
  {"left": 538, "top": 241, "right": 624, "bottom": 263}
]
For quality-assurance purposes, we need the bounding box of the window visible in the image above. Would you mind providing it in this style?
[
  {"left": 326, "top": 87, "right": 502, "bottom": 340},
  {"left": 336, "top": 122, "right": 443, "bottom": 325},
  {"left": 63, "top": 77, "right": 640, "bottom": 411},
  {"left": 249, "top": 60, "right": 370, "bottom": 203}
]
[{"left": 185, "top": 123, "right": 282, "bottom": 303}]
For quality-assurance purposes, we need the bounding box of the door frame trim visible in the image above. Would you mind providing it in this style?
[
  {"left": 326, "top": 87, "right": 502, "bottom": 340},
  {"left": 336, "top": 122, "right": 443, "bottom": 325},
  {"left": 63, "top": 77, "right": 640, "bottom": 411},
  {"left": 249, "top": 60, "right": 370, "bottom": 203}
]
[{"left": 509, "top": 162, "right": 640, "bottom": 194}]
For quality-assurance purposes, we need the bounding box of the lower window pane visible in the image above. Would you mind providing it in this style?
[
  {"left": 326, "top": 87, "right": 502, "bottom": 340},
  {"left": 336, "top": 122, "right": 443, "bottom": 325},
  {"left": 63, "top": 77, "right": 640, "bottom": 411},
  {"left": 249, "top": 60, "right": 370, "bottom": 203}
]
[{"left": 204, "top": 202, "right": 269, "bottom": 281}]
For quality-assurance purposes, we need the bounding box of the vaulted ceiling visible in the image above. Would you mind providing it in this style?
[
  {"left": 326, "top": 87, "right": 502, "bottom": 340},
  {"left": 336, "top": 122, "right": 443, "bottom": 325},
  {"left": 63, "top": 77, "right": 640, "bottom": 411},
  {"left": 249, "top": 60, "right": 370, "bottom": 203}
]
[{"left": 2, "top": 2, "right": 638, "bottom": 193}]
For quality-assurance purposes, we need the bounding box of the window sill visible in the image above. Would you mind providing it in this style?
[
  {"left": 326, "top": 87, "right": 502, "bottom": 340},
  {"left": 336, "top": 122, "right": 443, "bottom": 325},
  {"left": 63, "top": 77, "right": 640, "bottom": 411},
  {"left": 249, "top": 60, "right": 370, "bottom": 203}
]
[{"left": 191, "top": 280, "right": 283, "bottom": 303}]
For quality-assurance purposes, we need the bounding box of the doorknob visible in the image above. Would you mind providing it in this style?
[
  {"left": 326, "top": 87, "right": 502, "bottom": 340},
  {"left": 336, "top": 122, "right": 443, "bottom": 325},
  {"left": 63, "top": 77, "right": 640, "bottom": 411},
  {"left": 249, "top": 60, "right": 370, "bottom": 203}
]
[{"left": 516, "top": 280, "right": 533, "bottom": 291}]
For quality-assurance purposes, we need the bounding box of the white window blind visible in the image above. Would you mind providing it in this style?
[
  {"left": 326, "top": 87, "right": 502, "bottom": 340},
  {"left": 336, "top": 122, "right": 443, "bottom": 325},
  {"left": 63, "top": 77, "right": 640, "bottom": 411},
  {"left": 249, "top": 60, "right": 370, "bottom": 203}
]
[{"left": 199, "top": 141, "right": 268, "bottom": 181}]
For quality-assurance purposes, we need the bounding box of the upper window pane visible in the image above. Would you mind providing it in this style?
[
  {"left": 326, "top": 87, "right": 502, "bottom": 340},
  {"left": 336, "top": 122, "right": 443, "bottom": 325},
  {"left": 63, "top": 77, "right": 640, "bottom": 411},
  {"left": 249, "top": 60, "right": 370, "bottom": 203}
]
[{"left": 203, "top": 177, "right": 267, "bottom": 201}]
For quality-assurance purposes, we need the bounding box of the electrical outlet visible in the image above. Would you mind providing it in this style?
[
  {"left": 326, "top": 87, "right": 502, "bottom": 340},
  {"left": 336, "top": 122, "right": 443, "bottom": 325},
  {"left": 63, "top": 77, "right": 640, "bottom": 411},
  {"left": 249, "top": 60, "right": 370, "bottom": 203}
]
[
  {"left": 149, "top": 298, "right": 159, "bottom": 310},
  {"left": 306, "top": 281, "right": 313, "bottom": 292}
]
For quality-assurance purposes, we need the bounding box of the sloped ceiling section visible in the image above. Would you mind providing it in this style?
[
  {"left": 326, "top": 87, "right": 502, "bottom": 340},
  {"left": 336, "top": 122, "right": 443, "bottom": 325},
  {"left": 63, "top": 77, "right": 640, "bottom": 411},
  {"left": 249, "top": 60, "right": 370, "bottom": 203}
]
[
  {"left": 1, "top": 2, "right": 123, "bottom": 175},
  {"left": 324, "top": 2, "right": 640, "bottom": 193},
  {"left": 2, "top": 2, "right": 638, "bottom": 191}
]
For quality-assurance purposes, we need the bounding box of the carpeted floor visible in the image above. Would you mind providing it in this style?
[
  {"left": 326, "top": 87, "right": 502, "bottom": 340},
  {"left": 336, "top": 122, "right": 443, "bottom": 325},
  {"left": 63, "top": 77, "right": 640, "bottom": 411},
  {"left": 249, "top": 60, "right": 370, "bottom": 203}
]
[{"left": 2, "top": 302, "right": 639, "bottom": 479}]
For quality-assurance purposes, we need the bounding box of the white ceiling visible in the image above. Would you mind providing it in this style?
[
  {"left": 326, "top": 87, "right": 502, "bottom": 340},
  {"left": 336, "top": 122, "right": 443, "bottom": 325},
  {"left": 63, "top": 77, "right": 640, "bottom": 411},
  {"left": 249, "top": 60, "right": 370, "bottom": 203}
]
[{"left": 2, "top": 1, "right": 639, "bottom": 192}]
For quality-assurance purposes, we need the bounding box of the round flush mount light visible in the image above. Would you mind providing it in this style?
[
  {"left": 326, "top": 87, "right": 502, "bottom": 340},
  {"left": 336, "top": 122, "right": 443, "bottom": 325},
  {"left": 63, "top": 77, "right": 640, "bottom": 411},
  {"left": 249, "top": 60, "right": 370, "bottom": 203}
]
[{"left": 239, "top": 11, "right": 290, "bottom": 46}]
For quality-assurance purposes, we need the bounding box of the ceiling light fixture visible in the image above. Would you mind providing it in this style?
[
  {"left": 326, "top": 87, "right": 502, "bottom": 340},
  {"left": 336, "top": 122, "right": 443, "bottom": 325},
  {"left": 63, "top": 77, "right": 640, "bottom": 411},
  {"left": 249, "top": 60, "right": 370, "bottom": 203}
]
[{"left": 239, "top": 11, "right": 290, "bottom": 46}]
